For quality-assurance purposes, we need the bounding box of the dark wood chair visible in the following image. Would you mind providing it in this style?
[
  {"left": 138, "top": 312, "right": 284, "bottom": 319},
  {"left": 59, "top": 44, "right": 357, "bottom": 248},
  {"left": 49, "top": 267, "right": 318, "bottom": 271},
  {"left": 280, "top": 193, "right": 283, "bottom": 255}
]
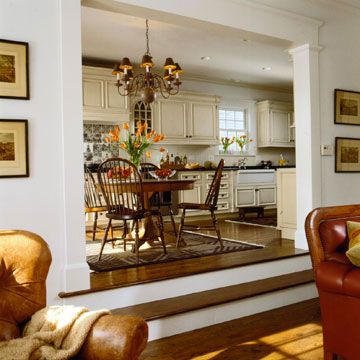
[
  {"left": 84, "top": 165, "right": 110, "bottom": 242},
  {"left": 176, "top": 159, "right": 224, "bottom": 248},
  {"left": 97, "top": 158, "right": 166, "bottom": 263},
  {"left": 140, "top": 162, "right": 177, "bottom": 236}
]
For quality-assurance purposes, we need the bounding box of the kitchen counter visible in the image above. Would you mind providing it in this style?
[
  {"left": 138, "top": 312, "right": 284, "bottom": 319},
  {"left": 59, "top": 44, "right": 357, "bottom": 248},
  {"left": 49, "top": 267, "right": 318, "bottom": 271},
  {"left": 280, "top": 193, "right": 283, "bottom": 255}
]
[{"left": 85, "top": 163, "right": 295, "bottom": 173}]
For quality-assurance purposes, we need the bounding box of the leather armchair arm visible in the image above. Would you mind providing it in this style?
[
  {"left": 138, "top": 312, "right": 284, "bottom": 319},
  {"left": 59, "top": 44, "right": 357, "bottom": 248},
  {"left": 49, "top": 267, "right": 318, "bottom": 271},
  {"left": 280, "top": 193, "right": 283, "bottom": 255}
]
[{"left": 77, "top": 314, "right": 148, "bottom": 360}]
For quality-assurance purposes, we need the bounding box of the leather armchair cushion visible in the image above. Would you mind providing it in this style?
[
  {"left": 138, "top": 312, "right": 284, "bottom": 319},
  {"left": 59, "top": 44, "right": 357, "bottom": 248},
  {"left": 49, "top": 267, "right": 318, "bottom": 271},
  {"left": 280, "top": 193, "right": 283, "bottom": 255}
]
[
  {"left": 0, "top": 230, "right": 52, "bottom": 341},
  {"left": 316, "top": 261, "right": 360, "bottom": 297},
  {"left": 319, "top": 219, "right": 351, "bottom": 259}
]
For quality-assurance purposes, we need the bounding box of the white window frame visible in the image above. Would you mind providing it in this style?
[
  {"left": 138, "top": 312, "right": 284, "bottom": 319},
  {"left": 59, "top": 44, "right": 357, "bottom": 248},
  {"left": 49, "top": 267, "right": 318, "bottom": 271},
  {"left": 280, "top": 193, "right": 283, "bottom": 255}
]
[{"left": 218, "top": 107, "right": 250, "bottom": 154}]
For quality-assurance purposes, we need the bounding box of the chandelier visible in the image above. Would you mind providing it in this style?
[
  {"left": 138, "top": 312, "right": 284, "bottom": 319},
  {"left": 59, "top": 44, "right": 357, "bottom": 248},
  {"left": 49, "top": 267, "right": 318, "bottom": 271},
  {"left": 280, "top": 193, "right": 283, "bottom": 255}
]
[{"left": 112, "top": 19, "right": 183, "bottom": 104}]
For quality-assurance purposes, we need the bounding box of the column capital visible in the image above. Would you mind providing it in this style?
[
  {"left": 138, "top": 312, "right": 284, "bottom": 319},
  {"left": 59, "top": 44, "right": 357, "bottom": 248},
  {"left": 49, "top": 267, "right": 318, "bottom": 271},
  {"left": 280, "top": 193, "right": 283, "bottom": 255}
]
[{"left": 287, "top": 44, "right": 323, "bottom": 56}]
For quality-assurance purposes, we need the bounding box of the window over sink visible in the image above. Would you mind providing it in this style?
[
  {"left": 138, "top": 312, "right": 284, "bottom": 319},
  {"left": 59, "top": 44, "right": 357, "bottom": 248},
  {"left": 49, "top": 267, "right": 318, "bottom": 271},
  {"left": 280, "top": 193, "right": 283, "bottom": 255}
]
[{"left": 219, "top": 108, "right": 249, "bottom": 153}]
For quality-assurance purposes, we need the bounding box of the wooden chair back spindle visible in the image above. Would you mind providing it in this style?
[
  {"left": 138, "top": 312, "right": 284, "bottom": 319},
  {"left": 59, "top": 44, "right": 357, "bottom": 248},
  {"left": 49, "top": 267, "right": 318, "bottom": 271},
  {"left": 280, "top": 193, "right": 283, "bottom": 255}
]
[
  {"left": 205, "top": 159, "right": 224, "bottom": 208},
  {"left": 84, "top": 165, "right": 105, "bottom": 212},
  {"left": 140, "top": 162, "right": 159, "bottom": 180},
  {"left": 97, "top": 158, "right": 145, "bottom": 216}
]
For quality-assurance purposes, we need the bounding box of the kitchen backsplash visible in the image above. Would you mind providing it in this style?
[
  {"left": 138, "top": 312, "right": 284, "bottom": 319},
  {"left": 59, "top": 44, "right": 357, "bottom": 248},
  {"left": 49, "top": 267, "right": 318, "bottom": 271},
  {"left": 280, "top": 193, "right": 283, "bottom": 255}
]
[
  {"left": 83, "top": 123, "right": 120, "bottom": 164},
  {"left": 83, "top": 123, "right": 296, "bottom": 167}
]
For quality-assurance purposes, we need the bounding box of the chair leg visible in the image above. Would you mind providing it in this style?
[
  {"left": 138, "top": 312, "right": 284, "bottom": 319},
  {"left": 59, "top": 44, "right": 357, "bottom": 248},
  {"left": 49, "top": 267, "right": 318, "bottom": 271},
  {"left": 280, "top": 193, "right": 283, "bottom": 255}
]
[
  {"left": 176, "top": 209, "right": 186, "bottom": 248},
  {"left": 123, "top": 220, "right": 128, "bottom": 251},
  {"left": 134, "top": 220, "right": 140, "bottom": 264},
  {"left": 156, "top": 212, "right": 167, "bottom": 254},
  {"left": 110, "top": 224, "right": 115, "bottom": 248},
  {"left": 210, "top": 210, "right": 223, "bottom": 248},
  {"left": 98, "top": 219, "right": 111, "bottom": 261},
  {"left": 92, "top": 212, "right": 98, "bottom": 242},
  {"left": 168, "top": 205, "right": 177, "bottom": 237}
]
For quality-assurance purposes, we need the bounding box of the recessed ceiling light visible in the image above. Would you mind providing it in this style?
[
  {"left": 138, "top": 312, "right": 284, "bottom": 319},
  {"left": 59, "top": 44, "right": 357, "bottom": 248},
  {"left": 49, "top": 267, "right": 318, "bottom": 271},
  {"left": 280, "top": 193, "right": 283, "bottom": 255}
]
[
  {"left": 261, "top": 66, "right": 272, "bottom": 71},
  {"left": 201, "top": 56, "right": 211, "bottom": 61}
]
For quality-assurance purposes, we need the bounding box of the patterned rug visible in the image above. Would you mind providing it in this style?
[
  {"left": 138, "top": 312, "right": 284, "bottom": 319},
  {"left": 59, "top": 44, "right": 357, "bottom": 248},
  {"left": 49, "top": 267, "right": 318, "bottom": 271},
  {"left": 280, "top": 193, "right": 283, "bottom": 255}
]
[
  {"left": 226, "top": 217, "right": 277, "bottom": 228},
  {"left": 86, "top": 232, "right": 263, "bottom": 272}
]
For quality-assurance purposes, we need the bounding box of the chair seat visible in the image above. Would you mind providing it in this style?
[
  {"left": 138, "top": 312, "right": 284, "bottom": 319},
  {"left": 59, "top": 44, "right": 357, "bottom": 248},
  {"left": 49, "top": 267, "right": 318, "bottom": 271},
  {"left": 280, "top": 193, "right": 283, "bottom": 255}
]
[
  {"left": 178, "top": 202, "right": 216, "bottom": 211},
  {"left": 106, "top": 210, "right": 153, "bottom": 221},
  {"left": 316, "top": 260, "right": 360, "bottom": 297}
]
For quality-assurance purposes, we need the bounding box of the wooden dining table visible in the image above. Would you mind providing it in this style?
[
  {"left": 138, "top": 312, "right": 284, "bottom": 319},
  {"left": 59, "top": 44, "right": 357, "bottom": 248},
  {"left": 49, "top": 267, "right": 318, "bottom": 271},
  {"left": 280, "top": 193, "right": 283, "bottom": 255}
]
[{"left": 96, "top": 178, "right": 195, "bottom": 247}]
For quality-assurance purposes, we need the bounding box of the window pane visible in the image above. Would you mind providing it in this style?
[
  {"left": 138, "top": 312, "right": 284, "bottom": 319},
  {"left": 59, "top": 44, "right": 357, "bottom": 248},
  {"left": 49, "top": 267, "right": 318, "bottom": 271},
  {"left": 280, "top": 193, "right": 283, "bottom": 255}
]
[
  {"left": 219, "top": 110, "right": 226, "bottom": 119},
  {"left": 219, "top": 119, "right": 226, "bottom": 129},
  {"left": 226, "top": 119, "right": 235, "bottom": 129},
  {"left": 235, "top": 111, "right": 244, "bottom": 121},
  {"left": 220, "top": 130, "right": 227, "bottom": 139},
  {"left": 234, "top": 120, "right": 244, "bottom": 130},
  {"left": 225, "top": 111, "right": 234, "bottom": 121}
]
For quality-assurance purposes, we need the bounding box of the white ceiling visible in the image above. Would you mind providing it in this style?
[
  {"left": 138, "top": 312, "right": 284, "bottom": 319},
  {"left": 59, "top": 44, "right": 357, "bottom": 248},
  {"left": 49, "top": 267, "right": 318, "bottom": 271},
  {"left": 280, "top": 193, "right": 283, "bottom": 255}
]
[{"left": 81, "top": 6, "right": 293, "bottom": 91}]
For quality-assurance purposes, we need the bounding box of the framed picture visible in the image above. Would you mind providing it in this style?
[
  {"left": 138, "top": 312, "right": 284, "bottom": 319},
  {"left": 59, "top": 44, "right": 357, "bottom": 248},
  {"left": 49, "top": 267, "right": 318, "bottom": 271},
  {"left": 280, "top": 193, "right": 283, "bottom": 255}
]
[
  {"left": 0, "top": 120, "right": 29, "bottom": 178},
  {"left": 335, "top": 89, "right": 360, "bottom": 125},
  {"left": 335, "top": 137, "right": 360, "bottom": 173},
  {"left": 0, "top": 39, "right": 29, "bottom": 99}
]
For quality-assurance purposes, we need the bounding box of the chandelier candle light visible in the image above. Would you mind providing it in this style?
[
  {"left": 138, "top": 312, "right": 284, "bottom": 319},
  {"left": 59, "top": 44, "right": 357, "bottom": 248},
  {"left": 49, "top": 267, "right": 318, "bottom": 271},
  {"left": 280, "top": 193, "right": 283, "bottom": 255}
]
[{"left": 112, "top": 19, "right": 183, "bottom": 104}]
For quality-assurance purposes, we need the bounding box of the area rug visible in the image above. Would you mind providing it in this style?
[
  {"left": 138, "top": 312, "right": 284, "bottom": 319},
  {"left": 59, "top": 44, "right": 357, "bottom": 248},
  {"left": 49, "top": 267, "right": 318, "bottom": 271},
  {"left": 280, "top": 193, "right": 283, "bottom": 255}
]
[
  {"left": 226, "top": 217, "right": 277, "bottom": 228},
  {"left": 86, "top": 232, "right": 263, "bottom": 272}
]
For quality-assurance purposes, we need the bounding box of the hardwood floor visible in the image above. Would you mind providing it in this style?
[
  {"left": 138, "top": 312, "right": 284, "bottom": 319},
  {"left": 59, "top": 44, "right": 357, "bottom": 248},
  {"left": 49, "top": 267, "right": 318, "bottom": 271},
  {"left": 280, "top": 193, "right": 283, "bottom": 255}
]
[
  {"left": 140, "top": 299, "right": 323, "bottom": 360},
  {"left": 59, "top": 217, "right": 307, "bottom": 297}
]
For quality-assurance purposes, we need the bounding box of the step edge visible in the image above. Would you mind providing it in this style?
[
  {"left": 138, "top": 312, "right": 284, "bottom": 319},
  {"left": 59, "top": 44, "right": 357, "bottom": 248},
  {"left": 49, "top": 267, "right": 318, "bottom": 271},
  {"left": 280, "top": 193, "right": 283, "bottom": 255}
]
[
  {"left": 111, "top": 271, "right": 315, "bottom": 321},
  {"left": 59, "top": 251, "right": 310, "bottom": 298}
]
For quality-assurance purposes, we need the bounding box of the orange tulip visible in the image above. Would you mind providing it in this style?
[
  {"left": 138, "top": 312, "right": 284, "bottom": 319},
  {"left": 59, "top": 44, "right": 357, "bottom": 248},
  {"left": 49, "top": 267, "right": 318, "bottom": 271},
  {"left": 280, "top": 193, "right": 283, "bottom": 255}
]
[
  {"left": 146, "top": 133, "right": 152, "bottom": 140},
  {"left": 159, "top": 134, "right": 165, "bottom": 141},
  {"left": 123, "top": 123, "right": 129, "bottom": 130},
  {"left": 146, "top": 151, "right": 151, "bottom": 158},
  {"left": 153, "top": 135, "right": 161, "bottom": 143},
  {"left": 159, "top": 147, "right": 166, "bottom": 152},
  {"left": 134, "top": 142, "right": 141, "bottom": 148},
  {"left": 104, "top": 137, "right": 111, "bottom": 143},
  {"left": 120, "top": 142, "right": 127, "bottom": 149},
  {"left": 144, "top": 123, "right": 148, "bottom": 130},
  {"left": 150, "top": 129, "right": 156, "bottom": 136}
]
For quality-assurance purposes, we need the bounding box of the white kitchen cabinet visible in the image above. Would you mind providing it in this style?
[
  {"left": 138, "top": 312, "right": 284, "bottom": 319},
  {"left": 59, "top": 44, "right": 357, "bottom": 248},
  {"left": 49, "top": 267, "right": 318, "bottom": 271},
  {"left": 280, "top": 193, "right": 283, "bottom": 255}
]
[
  {"left": 82, "top": 66, "right": 130, "bottom": 123},
  {"left": 256, "top": 100, "right": 294, "bottom": 148},
  {"left": 179, "top": 172, "right": 202, "bottom": 211},
  {"left": 155, "top": 91, "right": 219, "bottom": 145},
  {"left": 277, "top": 168, "right": 297, "bottom": 240},
  {"left": 235, "top": 169, "right": 277, "bottom": 209}
]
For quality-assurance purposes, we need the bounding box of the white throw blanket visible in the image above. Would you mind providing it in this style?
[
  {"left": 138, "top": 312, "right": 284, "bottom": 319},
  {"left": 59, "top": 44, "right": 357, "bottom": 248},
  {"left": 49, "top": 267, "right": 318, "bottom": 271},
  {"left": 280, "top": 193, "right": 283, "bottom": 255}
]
[{"left": 0, "top": 305, "right": 109, "bottom": 360}]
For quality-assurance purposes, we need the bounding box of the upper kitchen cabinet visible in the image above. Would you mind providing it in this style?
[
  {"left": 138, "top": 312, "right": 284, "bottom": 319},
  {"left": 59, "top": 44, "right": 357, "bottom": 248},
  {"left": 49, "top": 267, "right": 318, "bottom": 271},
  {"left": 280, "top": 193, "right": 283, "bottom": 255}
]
[
  {"left": 154, "top": 91, "right": 219, "bottom": 145},
  {"left": 256, "top": 100, "right": 295, "bottom": 148},
  {"left": 82, "top": 66, "right": 130, "bottom": 123}
]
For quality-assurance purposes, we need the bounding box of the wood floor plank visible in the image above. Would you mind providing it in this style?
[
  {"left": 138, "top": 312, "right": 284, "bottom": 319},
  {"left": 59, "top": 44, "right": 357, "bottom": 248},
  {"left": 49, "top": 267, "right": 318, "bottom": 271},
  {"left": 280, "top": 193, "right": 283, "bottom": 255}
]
[
  {"left": 111, "top": 270, "right": 314, "bottom": 320},
  {"left": 140, "top": 299, "right": 322, "bottom": 360}
]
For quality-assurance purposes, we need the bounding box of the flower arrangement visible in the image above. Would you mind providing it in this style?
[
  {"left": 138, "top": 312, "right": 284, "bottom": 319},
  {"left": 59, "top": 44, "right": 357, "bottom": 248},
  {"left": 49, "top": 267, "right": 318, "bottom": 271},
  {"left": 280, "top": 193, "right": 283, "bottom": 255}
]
[
  {"left": 236, "top": 135, "right": 253, "bottom": 153},
  {"left": 221, "top": 137, "right": 235, "bottom": 154},
  {"left": 106, "top": 122, "right": 166, "bottom": 168}
]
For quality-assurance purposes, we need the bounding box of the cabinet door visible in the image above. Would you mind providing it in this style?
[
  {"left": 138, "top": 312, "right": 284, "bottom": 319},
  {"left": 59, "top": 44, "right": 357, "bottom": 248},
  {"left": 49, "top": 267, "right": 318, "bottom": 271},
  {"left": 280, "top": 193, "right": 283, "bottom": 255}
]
[
  {"left": 257, "top": 186, "right": 276, "bottom": 206},
  {"left": 270, "top": 110, "right": 291, "bottom": 145},
  {"left": 235, "top": 187, "right": 256, "bottom": 207},
  {"left": 105, "top": 80, "right": 127, "bottom": 111},
  {"left": 277, "top": 171, "right": 297, "bottom": 229},
  {"left": 189, "top": 103, "right": 217, "bottom": 142},
  {"left": 157, "top": 100, "right": 187, "bottom": 140},
  {"left": 83, "top": 78, "right": 104, "bottom": 110}
]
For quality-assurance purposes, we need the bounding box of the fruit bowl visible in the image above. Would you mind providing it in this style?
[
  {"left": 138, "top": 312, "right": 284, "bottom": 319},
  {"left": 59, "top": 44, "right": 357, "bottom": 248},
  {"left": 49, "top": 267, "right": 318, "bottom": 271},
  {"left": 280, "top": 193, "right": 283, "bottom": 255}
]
[{"left": 149, "top": 169, "right": 176, "bottom": 180}]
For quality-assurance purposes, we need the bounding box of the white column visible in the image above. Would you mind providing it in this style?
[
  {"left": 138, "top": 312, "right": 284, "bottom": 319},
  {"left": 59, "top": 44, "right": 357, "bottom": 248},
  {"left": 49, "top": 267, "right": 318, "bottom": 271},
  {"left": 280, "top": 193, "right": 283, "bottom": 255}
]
[
  {"left": 60, "top": 0, "right": 90, "bottom": 291},
  {"left": 289, "top": 44, "right": 322, "bottom": 249}
]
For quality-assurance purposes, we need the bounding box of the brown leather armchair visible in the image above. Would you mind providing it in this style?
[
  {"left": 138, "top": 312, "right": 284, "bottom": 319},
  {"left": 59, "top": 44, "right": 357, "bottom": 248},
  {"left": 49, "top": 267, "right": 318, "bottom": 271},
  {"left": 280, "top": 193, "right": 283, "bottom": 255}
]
[
  {"left": 305, "top": 204, "right": 360, "bottom": 360},
  {"left": 0, "top": 230, "right": 148, "bottom": 359}
]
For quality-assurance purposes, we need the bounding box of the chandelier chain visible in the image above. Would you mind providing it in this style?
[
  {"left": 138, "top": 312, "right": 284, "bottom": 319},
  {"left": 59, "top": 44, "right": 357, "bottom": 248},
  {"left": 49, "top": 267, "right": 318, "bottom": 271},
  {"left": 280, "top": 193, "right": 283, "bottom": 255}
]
[{"left": 145, "top": 18, "right": 150, "bottom": 55}]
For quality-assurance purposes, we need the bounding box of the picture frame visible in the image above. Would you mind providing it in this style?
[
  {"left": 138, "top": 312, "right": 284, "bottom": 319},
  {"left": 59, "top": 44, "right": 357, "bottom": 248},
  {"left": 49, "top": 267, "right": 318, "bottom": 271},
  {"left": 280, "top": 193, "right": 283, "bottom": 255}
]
[
  {"left": 335, "top": 137, "right": 360, "bottom": 173},
  {"left": 0, "top": 39, "right": 29, "bottom": 99},
  {"left": 334, "top": 89, "right": 360, "bottom": 125},
  {"left": 0, "top": 120, "right": 29, "bottom": 178}
]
